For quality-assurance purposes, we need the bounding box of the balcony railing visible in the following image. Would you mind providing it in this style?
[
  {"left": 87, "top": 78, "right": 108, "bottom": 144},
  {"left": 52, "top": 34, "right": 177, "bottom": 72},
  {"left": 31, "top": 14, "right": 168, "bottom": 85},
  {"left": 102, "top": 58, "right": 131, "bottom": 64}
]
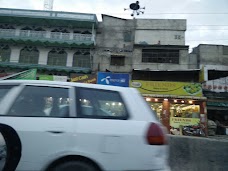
[{"left": 0, "top": 29, "right": 94, "bottom": 43}]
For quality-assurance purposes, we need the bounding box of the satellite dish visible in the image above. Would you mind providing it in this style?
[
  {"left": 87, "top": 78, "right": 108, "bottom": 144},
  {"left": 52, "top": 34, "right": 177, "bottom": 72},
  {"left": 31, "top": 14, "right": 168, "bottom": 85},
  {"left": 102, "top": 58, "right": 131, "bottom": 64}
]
[{"left": 124, "top": 1, "right": 145, "bottom": 17}]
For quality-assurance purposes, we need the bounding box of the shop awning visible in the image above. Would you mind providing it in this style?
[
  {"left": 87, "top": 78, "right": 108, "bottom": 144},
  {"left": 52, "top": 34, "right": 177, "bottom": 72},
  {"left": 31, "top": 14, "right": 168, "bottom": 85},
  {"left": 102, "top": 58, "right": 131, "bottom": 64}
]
[
  {"left": 0, "top": 62, "right": 91, "bottom": 74},
  {"left": 142, "top": 94, "right": 207, "bottom": 100}
]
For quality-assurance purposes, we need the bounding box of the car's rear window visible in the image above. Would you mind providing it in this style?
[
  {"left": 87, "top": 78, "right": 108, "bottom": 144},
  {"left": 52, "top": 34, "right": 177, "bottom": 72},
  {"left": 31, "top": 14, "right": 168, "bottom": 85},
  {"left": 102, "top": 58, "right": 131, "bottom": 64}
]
[
  {"left": 0, "top": 85, "right": 16, "bottom": 103},
  {"left": 76, "top": 87, "right": 128, "bottom": 119}
]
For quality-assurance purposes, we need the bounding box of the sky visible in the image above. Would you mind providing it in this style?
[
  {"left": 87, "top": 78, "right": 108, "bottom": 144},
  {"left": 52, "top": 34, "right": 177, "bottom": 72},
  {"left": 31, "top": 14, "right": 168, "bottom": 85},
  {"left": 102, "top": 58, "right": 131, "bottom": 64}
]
[{"left": 0, "top": 0, "right": 228, "bottom": 51}]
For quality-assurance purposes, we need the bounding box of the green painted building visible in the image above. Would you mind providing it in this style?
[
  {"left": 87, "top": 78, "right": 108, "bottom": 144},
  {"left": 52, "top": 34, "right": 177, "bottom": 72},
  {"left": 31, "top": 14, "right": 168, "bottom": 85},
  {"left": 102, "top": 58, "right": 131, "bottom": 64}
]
[{"left": 0, "top": 8, "right": 98, "bottom": 79}]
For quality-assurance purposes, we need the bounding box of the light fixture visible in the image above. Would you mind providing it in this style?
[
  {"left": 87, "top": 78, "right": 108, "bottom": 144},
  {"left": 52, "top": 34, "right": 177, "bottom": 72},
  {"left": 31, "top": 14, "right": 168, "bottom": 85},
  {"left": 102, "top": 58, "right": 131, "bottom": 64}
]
[
  {"left": 164, "top": 98, "right": 168, "bottom": 101},
  {"left": 83, "top": 99, "right": 87, "bottom": 102},
  {"left": 174, "top": 100, "right": 177, "bottom": 103},
  {"left": 118, "top": 102, "right": 122, "bottom": 106},
  {"left": 146, "top": 98, "right": 151, "bottom": 102},
  {"left": 189, "top": 100, "right": 193, "bottom": 104},
  {"left": 112, "top": 102, "right": 116, "bottom": 106},
  {"left": 181, "top": 100, "right": 185, "bottom": 103},
  {"left": 155, "top": 98, "right": 158, "bottom": 102}
]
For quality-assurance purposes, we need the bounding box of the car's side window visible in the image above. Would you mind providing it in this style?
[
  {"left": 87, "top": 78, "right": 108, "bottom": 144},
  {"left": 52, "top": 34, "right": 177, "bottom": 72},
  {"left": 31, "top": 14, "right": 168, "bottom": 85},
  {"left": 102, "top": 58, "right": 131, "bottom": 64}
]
[
  {"left": 76, "top": 88, "right": 128, "bottom": 119},
  {"left": 0, "top": 85, "right": 17, "bottom": 103},
  {"left": 7, "top": 86, "right": 70, "bottom": 118}
]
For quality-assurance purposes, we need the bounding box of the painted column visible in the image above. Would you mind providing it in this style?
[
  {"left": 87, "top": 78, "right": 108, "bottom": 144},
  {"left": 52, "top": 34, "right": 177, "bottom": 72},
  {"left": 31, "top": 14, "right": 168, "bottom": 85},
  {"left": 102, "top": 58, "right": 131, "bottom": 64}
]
[
  {"left": 66, "top": 51, "right": 74, "bottom": 67},
  {"left": 38, "top": 48, "right": 49, "bottom": 65},
  {"left": 10, "top": 47, "right": 20, "bottom": 63},
  {"left": 161, "top": 100, "right": 171, "bottom": 133}
]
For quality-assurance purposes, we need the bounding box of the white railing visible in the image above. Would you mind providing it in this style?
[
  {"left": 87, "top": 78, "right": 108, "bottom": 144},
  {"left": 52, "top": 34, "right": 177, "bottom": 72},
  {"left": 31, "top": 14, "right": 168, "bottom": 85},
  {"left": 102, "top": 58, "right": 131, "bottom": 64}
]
[
  {"left": 73, "top": 33, "right": 92, "bottom": 41},
  {"left": 0, "top": 29, "right": 94, "bottom": 42},
  {"left": 0, "top": 29, "right": 16, "bottom": 37}
]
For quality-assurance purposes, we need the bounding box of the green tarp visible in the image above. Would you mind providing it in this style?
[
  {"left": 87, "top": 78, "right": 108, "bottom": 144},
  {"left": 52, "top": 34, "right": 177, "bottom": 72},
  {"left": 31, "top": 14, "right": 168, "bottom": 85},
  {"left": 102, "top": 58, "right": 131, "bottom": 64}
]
[
  {"left": 0, "top": 69, "right": 37, "bottom": 80},
  {"left": 0, "top": 62, "right": 91, "bottom": 74}
]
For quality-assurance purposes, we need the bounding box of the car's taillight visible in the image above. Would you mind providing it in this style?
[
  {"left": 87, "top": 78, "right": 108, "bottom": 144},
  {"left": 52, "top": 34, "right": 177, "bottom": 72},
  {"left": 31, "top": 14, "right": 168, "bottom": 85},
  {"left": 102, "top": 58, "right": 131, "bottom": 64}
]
[{"left": 146, "top": 123, "right": 166, "bottom": 145}]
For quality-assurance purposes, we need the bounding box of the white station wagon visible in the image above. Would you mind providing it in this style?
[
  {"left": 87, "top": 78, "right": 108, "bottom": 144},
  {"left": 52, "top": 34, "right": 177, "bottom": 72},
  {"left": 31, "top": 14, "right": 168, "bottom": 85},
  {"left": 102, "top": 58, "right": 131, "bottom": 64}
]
[{"left": 0, "top": 80, "right": 170, "bottom": 171}]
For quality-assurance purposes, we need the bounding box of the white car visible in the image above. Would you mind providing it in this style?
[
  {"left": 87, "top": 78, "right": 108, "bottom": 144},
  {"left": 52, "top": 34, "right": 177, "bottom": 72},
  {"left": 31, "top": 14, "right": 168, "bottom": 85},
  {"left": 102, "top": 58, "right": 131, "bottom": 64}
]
[{"left": 0, "top": 80, "right": 170, "bottom": 171}]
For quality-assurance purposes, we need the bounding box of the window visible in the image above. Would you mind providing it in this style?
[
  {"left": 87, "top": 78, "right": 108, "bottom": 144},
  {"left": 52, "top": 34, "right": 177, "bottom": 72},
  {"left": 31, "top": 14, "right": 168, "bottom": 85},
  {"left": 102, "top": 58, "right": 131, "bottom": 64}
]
[
  {"left": 110, "top": 55, "right": 125, "bottom": 66},
  {"left": 0, "top": 85, "right": 16, "bottom": 103},
  {"left": 73, "top": 50, "right": 91, "bottom": 68},
  {"left": 142, "top": 49, "right": 179, "bottom": 64},
  {"left": 19, "top": 46, "right": 39, "bottom": 64},
  {"left": 8, "top": 86, "right": 70, "bottom": 117},
  {"left": 0, "top": 45, "right": 11, "bottom": 62},
  {"left": 124, "top": 31, "right": 132, "bottom": 42},
  {"left": 76, "top": 88, "right": 128, "bottom": 119},
  {"left": 47, "top": 49, "right": 67, "bottom": 66},
  {"left": 223, "top": 46, "right": 228, "bottom": 55}
]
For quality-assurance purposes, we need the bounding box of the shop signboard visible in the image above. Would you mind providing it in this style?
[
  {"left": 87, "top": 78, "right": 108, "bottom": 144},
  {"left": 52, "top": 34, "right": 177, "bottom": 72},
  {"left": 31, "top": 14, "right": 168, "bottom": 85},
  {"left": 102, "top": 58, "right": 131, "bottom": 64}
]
[
  {"left": 39, "top": 75, "right": 53, "bottom": 81},
  {"left": 170, "top": 117, "right": 200, "bottom": 128},
  {"left": 202, "top": 76, "right": 228, "bottom": 92},
  {"left": 39, "top": 75, "right": 67, "bottom": 82},
  {"left": 97, "top": 72, "right": 129, "bottom": 87},
  {"left": 70, "top": 74, "right": 96, "bottom": 84},
  {"left": 131, "top": 80, "right": 203, "bottom": 97}
]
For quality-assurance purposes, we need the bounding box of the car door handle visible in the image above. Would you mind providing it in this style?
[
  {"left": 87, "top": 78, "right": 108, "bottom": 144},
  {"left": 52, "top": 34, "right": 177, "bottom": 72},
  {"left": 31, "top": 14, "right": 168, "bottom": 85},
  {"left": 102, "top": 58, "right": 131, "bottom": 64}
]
[{"left": 46, "top": 130, "right": 65, "bottom": 134}]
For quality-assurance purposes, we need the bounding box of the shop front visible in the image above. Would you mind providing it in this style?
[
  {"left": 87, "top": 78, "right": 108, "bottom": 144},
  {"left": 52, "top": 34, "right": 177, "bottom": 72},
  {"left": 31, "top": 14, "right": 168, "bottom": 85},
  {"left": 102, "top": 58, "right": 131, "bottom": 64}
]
[{"left": 131, "top": 80, "right": 207, "bottom": 137}]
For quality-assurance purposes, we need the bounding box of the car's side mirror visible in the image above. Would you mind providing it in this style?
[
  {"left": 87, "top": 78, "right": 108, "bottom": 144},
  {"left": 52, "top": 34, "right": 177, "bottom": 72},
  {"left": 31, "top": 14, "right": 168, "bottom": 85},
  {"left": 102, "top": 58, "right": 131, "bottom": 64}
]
[{"left": 0, "top": 124, "right": 22, "bottom": 171}]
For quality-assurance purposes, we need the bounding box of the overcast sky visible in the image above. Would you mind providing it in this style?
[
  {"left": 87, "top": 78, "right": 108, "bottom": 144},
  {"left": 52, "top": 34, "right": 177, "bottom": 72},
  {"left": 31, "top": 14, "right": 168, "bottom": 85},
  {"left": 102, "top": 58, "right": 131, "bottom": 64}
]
[{"left": 0, "top": 0, "right": 228, "bottom": 51}]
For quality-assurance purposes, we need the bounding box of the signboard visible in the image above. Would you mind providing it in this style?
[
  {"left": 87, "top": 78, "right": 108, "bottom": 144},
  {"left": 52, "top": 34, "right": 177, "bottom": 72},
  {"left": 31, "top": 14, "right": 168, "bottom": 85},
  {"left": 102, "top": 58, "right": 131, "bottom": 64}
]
[
  {"left": 131, "top": 80, "right": 203, "bottom": 96},
  {"left": 202, "top": 76, "right": 228, "bottom": 92},
  {"left": 97, "top": 72, "right": 129, "bottom": 87},
  {"left": 39, "top": 75, "right": 67, "bottom": 82},
  {"left": 70, "top": 74, "right": 96, "bottom": 84},
  {"left": 39, "top": 75, "right": 53, "bottom": 81},
  {"left": 170, "top": 117, "right": 200, "bottom": 128}
]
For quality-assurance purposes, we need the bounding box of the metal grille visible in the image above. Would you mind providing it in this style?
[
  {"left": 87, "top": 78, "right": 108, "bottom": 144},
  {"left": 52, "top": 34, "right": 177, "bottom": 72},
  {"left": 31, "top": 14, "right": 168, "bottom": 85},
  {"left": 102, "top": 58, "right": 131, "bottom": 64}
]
[
  {"left": 110, "top": 56, "right": 125, "bottom": 66},
  {"left": 47, "top": 49, "right": 67, "bottom": 66},
  {"left": 0, "top": 45, "right": 11, "bottom": 62},
  {"left": 19, "top": 47, "right": 39, "bottom": 64},
  {"left": 73, "top": 54, "right": 91, "bottom": 68},
  {"left": 142, "top": 49, "right": 179, "bottom": 64}
]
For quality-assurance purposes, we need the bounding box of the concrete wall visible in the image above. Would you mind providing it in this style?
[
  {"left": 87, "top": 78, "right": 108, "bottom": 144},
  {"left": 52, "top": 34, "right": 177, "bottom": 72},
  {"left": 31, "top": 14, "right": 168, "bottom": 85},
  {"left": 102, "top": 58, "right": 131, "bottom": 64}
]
[
  {"left": 94, "top": 15, "right": 134, "bottom": 72},
  {"left": 168, "top": 135, "right": 228, "bottom": 171},
  {"left": 135, "top": 19, "right": 186, "bottom": 46},
  {"left": 198, "top": 45, "right": 228, "bottom": 66}
]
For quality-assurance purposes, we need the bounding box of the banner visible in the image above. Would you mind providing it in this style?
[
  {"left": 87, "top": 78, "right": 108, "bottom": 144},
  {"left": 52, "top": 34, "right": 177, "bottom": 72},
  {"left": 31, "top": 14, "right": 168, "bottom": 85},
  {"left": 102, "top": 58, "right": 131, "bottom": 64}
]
[
  {"left": 39, "top": 75, "right": 53, "bottom": 81},
  {"left": 0, "top": 69, "right": 37, "bottom": 80},
  {"left": 97, "top": 72, "right": 129, "bottom": 87},
  {"left": 170, "top": 117, "right": 200, "bottom": 128},
  {"left": 39, "top": 75, "right": 67, "bottom": 82},
  {"left": 131, "top": 80, "right": 202, "bottom": 96},
  {"left": 202, "top": 76, "right": 228, "bottom": 92},
  {"left": 70, "top": 74, "right": 96, "bottom": 84}
]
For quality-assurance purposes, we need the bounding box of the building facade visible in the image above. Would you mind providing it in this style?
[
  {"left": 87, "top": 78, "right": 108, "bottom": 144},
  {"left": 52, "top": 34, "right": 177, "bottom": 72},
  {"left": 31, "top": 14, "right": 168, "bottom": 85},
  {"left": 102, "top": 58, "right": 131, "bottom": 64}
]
[
  {"left": 0, "top": 8, "right": 98, "bottom": 78},
  {"left": 94, "top": 15, "right": 189, "bottom": 73}
]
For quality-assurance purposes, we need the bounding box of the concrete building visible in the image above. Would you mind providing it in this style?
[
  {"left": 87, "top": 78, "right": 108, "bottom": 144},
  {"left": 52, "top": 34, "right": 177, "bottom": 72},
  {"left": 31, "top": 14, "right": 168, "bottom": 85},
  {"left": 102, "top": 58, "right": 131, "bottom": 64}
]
[
  {"left": 94, "top": 15, "right": 189, "bottom": 73},
  {"left": 190, "top": 44, "right": 228, "bottom": 81},
  {"left": 0, "top": 8, "right": 98, "bottom": 77}
]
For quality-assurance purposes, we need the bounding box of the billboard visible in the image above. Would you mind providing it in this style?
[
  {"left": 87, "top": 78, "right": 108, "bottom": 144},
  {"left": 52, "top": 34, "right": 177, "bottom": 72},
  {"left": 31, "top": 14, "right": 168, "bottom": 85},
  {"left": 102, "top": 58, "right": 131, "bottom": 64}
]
[
  {"left": 39, "top": 75, "right": 67, "bottom": 82},
  {"left": 131, "top": 80, "right": 203, "bottom": 97},
  {"left": 70, "top": 74, "right": 96, "bottom": 84},
  {"left": 97, "top": 72, "right": 129, "bottom": 87}
]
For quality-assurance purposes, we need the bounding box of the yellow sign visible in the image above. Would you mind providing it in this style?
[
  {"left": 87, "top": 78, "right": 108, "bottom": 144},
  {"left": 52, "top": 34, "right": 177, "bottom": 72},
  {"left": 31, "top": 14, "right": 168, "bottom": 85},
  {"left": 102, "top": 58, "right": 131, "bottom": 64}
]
[
  {"left": 131, "top": 80, "right": 202, "bottom": 97},
  {"left": 170, "top": 117, "right": 200, "bottom": 128}
]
